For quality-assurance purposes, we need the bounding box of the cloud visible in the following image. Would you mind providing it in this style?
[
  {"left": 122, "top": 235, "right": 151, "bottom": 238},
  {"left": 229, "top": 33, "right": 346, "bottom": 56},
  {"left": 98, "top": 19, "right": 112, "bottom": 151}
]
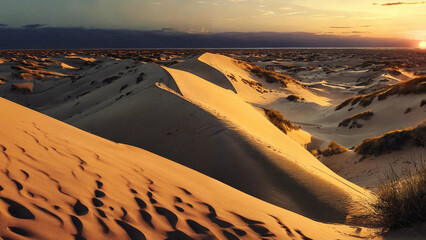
[
  {"left": 280, "top": 11, "right": 306, "bottom": 16},
  {"left": 374, "top": 1, "right": 425, "bottom": 6},
  {"left": 197, "top": 1, "right": 218, "bottom": 5},
  {"left": 330, "top": 26, "right": 352, "bottom": 29},
  {"left": 329, "top": 25, "right": 371, "bottom": 29},
  {"left": 22, "top": 24, "right": 46, "bottom": 29},
  {"left": 259, "top": 9, "right": 275, "bottom": 15},
  {"left": 342, "top": 31, "right": 371, "bottom": 34}
]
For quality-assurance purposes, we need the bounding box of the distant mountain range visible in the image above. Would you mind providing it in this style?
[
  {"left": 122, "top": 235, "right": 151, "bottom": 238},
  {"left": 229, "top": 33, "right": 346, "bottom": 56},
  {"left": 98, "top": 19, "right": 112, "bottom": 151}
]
[{"left": 0, "top": 27, "right": 415, "bottom": 49}]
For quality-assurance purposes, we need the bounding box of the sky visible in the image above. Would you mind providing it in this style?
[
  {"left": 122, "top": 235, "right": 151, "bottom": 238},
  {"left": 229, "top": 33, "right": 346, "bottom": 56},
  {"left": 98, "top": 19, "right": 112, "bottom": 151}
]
[{"left": 0, "top": 0, "right": 425, "bottom": 41}]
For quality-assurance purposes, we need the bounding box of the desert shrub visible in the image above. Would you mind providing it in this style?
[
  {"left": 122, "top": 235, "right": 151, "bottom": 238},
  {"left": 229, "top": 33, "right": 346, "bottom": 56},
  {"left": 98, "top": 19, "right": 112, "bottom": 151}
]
[
  {"left": 321, "top": 141, "right": 348, "bottom": 156},
  {"left": 338, "top": 110, "right": 373, "bottom": 128},
  {"left": 355, "top": 130, "right": 411, "bottom": 156},
  {"left": 355, "top": 121, "right": 426, "bottom": 156},
  {"left": 370, "top": 160, "right": 426, "bottom": 230},
  {"left": 263, "top": 108, "right": 299, "bottom": 134},
  {"left": 286, "top": 94, "right": 300, "bottom": 101},
  {"left": 335, "top": 76, "right": 426, "bottom": 110}
]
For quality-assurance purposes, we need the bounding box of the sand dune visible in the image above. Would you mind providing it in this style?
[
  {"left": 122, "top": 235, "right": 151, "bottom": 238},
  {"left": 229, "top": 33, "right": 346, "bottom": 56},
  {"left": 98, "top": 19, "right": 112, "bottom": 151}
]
[
  {"left": 308, "top": 77, "right": 425, "bottom": 147},
  {"left": 0, "top": 98, "right": 378, "bottom": 239},
  {"left": 1, "top": 49, "right": 424, "bottom": 239},
  {"left": 0, "top": 52, "right": 376, "bottom": 223},
  {"left": 66, "top": 55, "right": 372, "bottom": 223}
]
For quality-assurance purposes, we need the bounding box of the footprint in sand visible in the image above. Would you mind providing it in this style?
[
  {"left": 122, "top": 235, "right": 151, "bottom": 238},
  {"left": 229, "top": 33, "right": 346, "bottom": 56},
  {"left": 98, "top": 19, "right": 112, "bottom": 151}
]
[
  {"left": 155, "top": 207, "right": 178, "bottom": 229},
  {"left": 115, "top": 220, "right": 146, "bottom": 240},
  {"left": 0, "top": 197, "right": 35, "bottom": 219},
  {"left": 73, "top": 200, "right": 89, "bottom": 216},
  {"left": 8, "top": 226, "right": 32, "bottom": 237}
]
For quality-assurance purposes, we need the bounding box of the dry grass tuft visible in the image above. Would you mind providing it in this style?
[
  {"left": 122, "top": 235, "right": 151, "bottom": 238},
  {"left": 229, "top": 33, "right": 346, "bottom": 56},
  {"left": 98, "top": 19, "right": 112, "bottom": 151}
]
[
  {"left": 355, "top": 121, "right": 426, "bottom": 157},
  {"left": 369, "top": 158, "right": 426, "bottom": 230},
  {"left": 320, "top": 141, "right": 348, "bottom": 156},
  {"left": 241, "top": 78, "right": 266, "bottom": 93},
  {"left": 263, "top": 108, "right": 299, "bottom": 134},
  {"left": 338, "top": 110, "right": 374, "bottom": 128}
]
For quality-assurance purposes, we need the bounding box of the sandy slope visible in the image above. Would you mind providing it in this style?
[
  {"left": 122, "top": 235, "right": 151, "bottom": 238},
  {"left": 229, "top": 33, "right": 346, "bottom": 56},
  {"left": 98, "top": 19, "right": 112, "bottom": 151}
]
[
  {"left": 308, "top": 94, "right": 425, "bottom": 148},
  {"left": 53, "top": 55, "right": 375, "bottom": 223},
  {"left": 0, "top": 52, "right": 377, "bottom": 223},
  {"left": 2, "top": 50, "right": 423, "bottom": 225},
  {"left": 0, "top": 98, "right": 379, "bottom": 240}
]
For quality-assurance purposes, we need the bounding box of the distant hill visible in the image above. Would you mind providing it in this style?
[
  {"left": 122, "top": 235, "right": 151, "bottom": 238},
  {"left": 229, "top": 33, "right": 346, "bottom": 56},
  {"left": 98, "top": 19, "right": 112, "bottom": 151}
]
[{"left": 0, "top": 27, "right": 415, "bottom": 49}]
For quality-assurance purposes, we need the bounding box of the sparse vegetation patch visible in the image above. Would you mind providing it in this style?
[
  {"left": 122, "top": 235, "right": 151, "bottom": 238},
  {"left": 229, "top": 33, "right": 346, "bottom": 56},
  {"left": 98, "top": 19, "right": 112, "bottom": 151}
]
[
  {"left": 241, "top": 61, "right": 305, "bottom": 88},
  {"left": 338, "top": 111, "right": 374, "bottom": 128},
  {"left": 286, "top": 95, "right": 301, "bottom": 102},
  {"left": 369, "top": 160, "right": 426, "bottom": 230},
  {"left": 355, "top": 121, "right": 426, "bottom": 157},
  {"left": 335, "top": 76, "right": 426, "bottom": 110},
  {"left": 241, "top": 78, "right": 265, "bottom": 93},
  {"left": 320, "top": 141, "right": 348, "bottom": 156},
  {"left": 263, "top": 108, "right": 299, "bottom": 134}
]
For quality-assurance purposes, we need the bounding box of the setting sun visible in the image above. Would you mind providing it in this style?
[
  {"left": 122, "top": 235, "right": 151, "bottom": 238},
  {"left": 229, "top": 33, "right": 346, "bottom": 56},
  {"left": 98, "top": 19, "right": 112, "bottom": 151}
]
[{"left": 419, "top": 41, "right": 426, "bottom": 49}]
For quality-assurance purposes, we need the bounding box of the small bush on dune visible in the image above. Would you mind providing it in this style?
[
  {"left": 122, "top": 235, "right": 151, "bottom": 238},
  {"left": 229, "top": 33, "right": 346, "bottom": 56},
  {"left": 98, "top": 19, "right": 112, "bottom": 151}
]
[
  {"left": 355, "top": 121, "right": 426, "bottom": 157},
  {"left": 370, "top": 159, "right": 426, "bottom": 230},
  {"left": 286, "top": 94, "right": 301, "bottom": 102},
  {"left": 320, "top": 141, "right": 348, "bottom": 156},
  {"left": 338, "top": 110, "right": 374, "bottom": 128},
  {"left": 263, "top": 108, "right": 299, "bottom": 134}
]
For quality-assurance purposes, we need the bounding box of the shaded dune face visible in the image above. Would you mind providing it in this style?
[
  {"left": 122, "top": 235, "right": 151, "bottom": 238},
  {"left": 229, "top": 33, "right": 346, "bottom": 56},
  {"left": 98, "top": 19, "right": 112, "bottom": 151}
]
[
  {"left": 0, "top": 98, "right": 375, "bottom": 240},
  {"left": 0, "top": 99, "right": 284, "bottom": 239},
  {"left": 0, "top": 53, "right": 373, "bottom": 224}
]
